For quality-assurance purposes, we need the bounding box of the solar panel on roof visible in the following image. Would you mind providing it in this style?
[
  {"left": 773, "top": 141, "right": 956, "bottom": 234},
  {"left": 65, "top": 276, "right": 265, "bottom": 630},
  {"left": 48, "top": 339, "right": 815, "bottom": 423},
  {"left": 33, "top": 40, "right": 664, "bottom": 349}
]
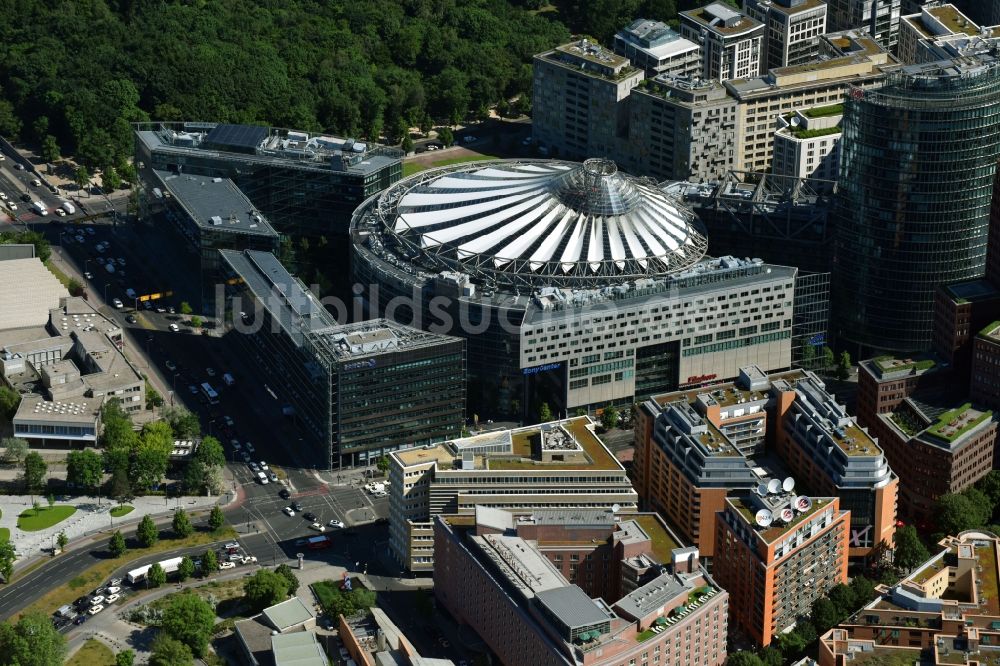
[{"left": 204, "top": 124, "right": 268, "bottom": 152}]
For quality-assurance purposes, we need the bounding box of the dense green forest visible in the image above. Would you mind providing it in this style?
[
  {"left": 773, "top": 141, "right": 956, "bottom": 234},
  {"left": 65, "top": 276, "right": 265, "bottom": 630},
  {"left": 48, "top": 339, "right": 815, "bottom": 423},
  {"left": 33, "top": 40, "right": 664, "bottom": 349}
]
[{"left": 0, "top": 0, "right": 726, "bottom": 169}]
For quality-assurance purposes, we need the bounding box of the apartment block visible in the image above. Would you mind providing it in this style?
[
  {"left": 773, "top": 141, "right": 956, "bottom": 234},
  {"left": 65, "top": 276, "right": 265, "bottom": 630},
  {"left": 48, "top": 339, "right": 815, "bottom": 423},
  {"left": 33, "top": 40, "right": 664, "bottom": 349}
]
[
  {"left": 532, "top": 40, "right": 643, "bottom": 160},
  {"left": 713, "top": 494, "right": 850, "bottom": 647},
  {"left": 680, "top": 3, "right": 765, "bottom": 81},
  {"left": 625, "top": 74, "right": 738, "bottom": 182},
  {"left": 388, "top": 416, "right": 638, "bottom": 572},
  {"left": 613, "top": 19, "right": 701, "bottom": 77},
  {"left": 745, "top": 0, "right": 828, "bottom": 70},
  {"left": 434, "top": 509, "right": 728, "bottom": 666},
  {"left": 819, "top": 531, "right": 1000, "bottom": 666},
  {"left": 634, "top": 366, "right": 897, "bottom": 560},
  {"left": 856, "top": 355, "right": 947, "bottom": 428},
  {"left": 826, "top": 0, "right": 902, "bottom": 49},
  {"left": 932, "top": 280, "right": 1000, "bottom": 371},
  {"left": 772, "top": 104, "right": 843, "bottom": 181},
  {"left": 871, "top": 397, "right": 996, "bottom": 522},
  {"left": 725, "top": 54, "right": 895, "bottom": 173},
  {"left": 898, "top": 3, "right": 983, "bottom": 63},
  {"left": 971, "top": 323, "right": 1000, "bottom": 411}
]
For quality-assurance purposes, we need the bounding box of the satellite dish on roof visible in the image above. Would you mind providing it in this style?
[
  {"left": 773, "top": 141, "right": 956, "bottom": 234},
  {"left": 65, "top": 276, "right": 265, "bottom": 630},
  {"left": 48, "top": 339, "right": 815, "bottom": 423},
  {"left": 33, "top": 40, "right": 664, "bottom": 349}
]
[
  {"left": 782, "top": 477, "right": 795, "bottom": 493},
  {"left": 756, "top": 483, "right": 769, "bottom": 496},
  {"left": 767, "top": 478, "right": 781, "bottom": 494},
  {"left": 795, "top": 496, "right": 813, "bottom": 513},
  {"left": 755, "top": 509, "right": 773, "bottom": 527},
  {"left": 612, "top": 504, "right": 621, "bottom": 514},
  {"left": 780, "top": 508, "right": 795, "bottom": 523},
  {"left": 790, "top": 116, "right": 801, "bottom": 127}
]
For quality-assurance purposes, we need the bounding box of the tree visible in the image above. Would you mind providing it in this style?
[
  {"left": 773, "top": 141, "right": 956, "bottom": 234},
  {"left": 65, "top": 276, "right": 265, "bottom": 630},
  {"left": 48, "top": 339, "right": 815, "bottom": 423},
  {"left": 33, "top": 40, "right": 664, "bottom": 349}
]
[
  {"left": 726, "top": 653, "right": 764, "bottom": 666},
  {"left": 244, "top": 569, "right": 290, "bottom": 612},
  {"left": 46, "top": 493, "right": 55, "bottom": 509},
  {"left": 100, "top": 401, "right": 139, "bottom": 451},
  {"left": 147, "top": 562, "right": 167, "bottom": 588},
  {"left": 172, "top": 508, "right": 193, "bottom": 537},
  {"left": 133, "top": 421, "right": 172, "bottom": 490},
  {"left": 41, "top": 135, "right": 60, "bottom": 163},
  {"left": 194, "top": 436, "right": 225, "bottom": 468},
  {"left": 836, "top": 350, "right": 852, "bottom": 380},
  {"left": 163, "top": 407, "right": 201, "bottom": 440},
  {"left": 828, "top": 583, "right": 857, "bottom": 617},
  {"left": 0, "top": 610, "right": 67, "bottom": 665},
  {"left": 937, "top": 491, "right": 990, "bottom": 535},
  {"left": 1, "top": 437, "right": 28, "bottom": 464},
  {"left": 145, "top": 385, "right": 164, "bottom": 410},
  {"left": 101, "top": 166, "right": 121, "bottom": 192},
  {"left": 109, "top": 530, "right": 127, "bottom": 558},
  {"left": 179, "top": 302, "right": 193, "bottom": 316},
  {"left": 538, "top": 401, "right": 552, "bottom": 423},
  {"left": 161, "top": 591, "right": 215, "bottom": 657},
  {"left": 401, "top": 135, "right": 414, "bottom": 154},
  {"left": 759, "top": 647, "right": 784, "bottom": 666},
  {"left": 177, "top": 556, "right": 195, "bottom": 582},
  {"left": 56, "top": 530, "right": 68, "bottom": 551},
  {"left": 66, "top": 278, "right": 84, "bottom": 297},
  {"left": 600, "top": 405, "right": 620, "bottom": 430},
  {"left": 149, "top": 633, "right": 193, "bottom": 666},
  {"left": 117, "top": 162, "right": 137, "bottom": 186},
  {"left": 977, "top": 470, "right": 1000, "bottom": 508},
  {"left": 201, "top": 549, "right": 218, "bottom": 574},
  {"left": 0, "top": 541, "right": 15, "bottom": 582},
  {"left": 190, "top": 315, "right": 203, "bottom": 328},
  {"left": 811, "top": 596, "right": 842, "bottom": 633},
  {"left": 850, "top": 575, "right": 877, "bottom": 607},
  {"left": 821, "top": 346, "right": 835, "bottom": 369},
  {"left": 22, "top": 452, "right": 47, "bottom": 497},
  {"left": 893, "top": 525, "right": 930, "bottom": 571},
  {"left": 376, "top": 456, "right": 390, "bottom": 475},
  {"left": 137, "top": 514, "right": 159, "bottom": 548},
  {"left": 74, "top": 166, "right": 90, "bottom": 193},
  {"left": 115, "top": 649, "right": 135, "bottom": 666},
  {"left": 66, "top": 449, "right": 102, "bottom": 495},
  {"left": 275, "top": 563, "right": 300, "bottom": 596},
  {"left": 437, "top": 126, "right": 454, "bottom": 147},
  {"left": 208, "top": 505, "right": 225, "bottom": 531},
  {"left": 315, "top": 579, "right": 377, "bottom": 618}
]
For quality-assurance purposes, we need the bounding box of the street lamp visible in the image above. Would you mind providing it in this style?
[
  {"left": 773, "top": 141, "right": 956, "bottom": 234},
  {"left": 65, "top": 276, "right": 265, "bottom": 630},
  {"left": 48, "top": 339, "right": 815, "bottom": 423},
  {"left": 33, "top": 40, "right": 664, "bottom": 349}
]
[{"left": 103, "top": 283, "right": 110, "bottom": 303}]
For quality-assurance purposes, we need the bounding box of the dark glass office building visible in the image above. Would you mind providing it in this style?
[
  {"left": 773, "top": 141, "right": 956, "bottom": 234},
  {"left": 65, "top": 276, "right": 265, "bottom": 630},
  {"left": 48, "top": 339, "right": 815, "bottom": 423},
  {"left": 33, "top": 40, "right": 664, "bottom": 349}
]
[
  {"left": 219, "top": 249, "right": 466, "bottom": 469},
  {"left": 135, "top": 122, "right": 403, "bottom": 238},
  {"left": 833, "top": 58, "right": 1000, "bottom": 354}
]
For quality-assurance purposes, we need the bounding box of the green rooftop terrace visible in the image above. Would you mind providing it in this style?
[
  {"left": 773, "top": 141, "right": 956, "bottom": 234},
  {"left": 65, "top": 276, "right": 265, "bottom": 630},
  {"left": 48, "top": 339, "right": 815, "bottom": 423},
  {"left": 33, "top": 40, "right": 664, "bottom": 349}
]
[
  {"left": 803, "top": 103, "right": 844, "bottom": 118},
  {"left": 632, "top": 514, "right": 682, "bottom": 563},
  {"left": 925, "top": 403, "right": 992, "bottom": 444},
  {"left": 980, "top": 321, "right": 1000, "bottom": 340},
  {"left": 928, "top": 4, "right": 980, "bottom": 36},
  {"left": 871, "top": 355, "right": 936, "bottom": 375},
  {"left": 789, "top": 126, "right": 841, "bottom": 140}
]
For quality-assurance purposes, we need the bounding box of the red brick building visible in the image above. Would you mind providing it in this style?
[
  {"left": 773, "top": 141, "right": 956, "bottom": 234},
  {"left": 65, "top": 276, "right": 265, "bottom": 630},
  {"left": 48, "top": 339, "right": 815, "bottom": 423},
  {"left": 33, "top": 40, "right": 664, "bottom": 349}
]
[{"left": 434, "top": 507, "right": 728, "bottom": 666}]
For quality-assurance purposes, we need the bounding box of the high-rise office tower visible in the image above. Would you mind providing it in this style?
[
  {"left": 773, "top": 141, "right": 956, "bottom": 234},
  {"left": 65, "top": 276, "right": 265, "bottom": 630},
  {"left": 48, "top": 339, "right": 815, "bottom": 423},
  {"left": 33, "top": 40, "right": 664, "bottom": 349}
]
[{"left": 833, "top": 59, "right": 1000, "bottom": 354}]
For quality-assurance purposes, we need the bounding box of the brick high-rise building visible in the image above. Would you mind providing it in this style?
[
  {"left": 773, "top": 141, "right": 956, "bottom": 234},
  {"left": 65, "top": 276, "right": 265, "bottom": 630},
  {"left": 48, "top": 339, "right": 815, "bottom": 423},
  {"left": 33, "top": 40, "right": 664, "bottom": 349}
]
[{"left": 713, "top": 494, "right": 850, "bottom": 647}]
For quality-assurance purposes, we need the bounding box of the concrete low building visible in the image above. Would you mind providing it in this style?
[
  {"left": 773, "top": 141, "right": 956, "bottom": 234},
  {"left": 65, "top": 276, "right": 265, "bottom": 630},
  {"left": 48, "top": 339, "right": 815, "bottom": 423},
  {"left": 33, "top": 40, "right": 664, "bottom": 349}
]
[
  {"left": 434, "top": 509, "right": 728, "bottom": 666},
  {"left": 0, "top": 257, "right": 69, "bottom": 331},
  {"left": 388, "top": 416, "right": 638, "bottom": 572},
  {"left": 234, "top": 597, "right": 321, "bottom": 666},
  {"left": 1, "top": 296, "right": 148, "bottom": 446},
  {"left": 772, "top": 105, "right": 843, "bottom": 182},
  {"left": 819, "top": 531, "right": 1000, "bottom": 666}
]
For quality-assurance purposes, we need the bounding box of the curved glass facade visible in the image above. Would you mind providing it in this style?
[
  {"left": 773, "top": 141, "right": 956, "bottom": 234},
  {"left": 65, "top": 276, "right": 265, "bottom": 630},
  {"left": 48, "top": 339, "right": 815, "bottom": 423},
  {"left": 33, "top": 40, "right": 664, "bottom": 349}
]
[{"left": 834, "top": 62, "right": 1000, "bottom": 353}]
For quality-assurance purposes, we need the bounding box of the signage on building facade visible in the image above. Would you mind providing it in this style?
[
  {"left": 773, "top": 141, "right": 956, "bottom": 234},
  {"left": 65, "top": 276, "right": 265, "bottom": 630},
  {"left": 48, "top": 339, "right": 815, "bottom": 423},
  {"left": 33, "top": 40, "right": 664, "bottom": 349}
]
[
  {"left": 523, "top": 362, "right": 562, "bottom": 376},
  {"left": 343, "top": 359, "right": 377, "bottom": 371},
  {"left": 850, "top": 525, "right": 873, "bottom": 548},
  {"left": 686, "top": 374, "right": 718, "bottom": 384}
]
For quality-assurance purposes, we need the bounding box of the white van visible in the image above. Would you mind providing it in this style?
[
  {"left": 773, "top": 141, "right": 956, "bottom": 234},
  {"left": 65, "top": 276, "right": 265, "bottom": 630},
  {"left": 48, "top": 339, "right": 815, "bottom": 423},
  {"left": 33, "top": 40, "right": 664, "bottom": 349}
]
[
  {"left": 61, "top": 201, "right": 75, "bottom": 215},
  {"left": 256, "top": 471, "right": 269, "bottom": 485},
  {"left": 31, "top": 201, "right": 47, "bottom": 215},
  {"left": 222, "top": 373, "right": 235, "bottom": 387}
]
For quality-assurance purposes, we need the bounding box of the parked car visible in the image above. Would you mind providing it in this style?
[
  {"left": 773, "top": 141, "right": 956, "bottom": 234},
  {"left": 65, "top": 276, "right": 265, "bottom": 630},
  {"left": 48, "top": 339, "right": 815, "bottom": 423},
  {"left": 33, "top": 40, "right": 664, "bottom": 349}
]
[
  {"left": 302, "top": 511, "right": 317, "bottom": 522},
  {"left": 83, "top": 271, "right": 92, "bottom": 280},
  {"left": 283, "top": 506, "right": 296, "bottom": 517},
  {"left": 108, "top": 578, "right": 122, "bottom": 587},
  {"left": 244, "top": 442, "right": 255, "bottom": 454},
  {"left": 165, "top": 360, "right": 177, "bottom": 371},
  {"left": 169, "top": 323, "right": 180, "bottom": 332},
  {"left": 220, "top": 561, "right": 235, "bottom": 570},
  {"left": 242, "top": 555, "right": 258, "bottom": 564},
  {"left": 73, "top": 615, "right": 87, "bottom": 625},
  {"left": 258, "top": 461, "right": 269, "bottom": 471},
  {"left": 292, "top": 502, "right": 303, "bottom": 512},
  {"left": 111, "top": 299, "right": 123, "bottom": 309},
  {"left": 105, "top": 594, "right": 120, "bottom": 604},
  {"left": 248, "top": 462, "right": 260, "bottom": 473},
  {"left": 278, "top": 488, "right": 290, "bottom": 499},
  {"left": 206, "top": 367, "right": 216, "bottom": 377},
  {"left": 268, "top": 472, "right": 278, "bottom": 483},
  {"left": 88, "top": 605, "right": 104, "bottom": 615},
  {"left": 309, "top": 522, "right": 326, "bottom": 532},
  {"left": 328, "top": 519, "right": 345, "bottom": 529},
  {"left": 125, "top": 315, "right": 136, "bottom": 324},
  {"left": 89, "top": 595, "right": 105, "bottom": 606}
]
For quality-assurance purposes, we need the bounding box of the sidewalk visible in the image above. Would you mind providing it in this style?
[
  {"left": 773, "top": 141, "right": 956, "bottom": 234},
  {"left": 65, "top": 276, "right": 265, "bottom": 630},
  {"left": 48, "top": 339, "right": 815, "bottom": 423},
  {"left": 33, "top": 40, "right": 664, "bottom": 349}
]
[{"left": 5, "top": 464, "right": 241, "bottom": 573}]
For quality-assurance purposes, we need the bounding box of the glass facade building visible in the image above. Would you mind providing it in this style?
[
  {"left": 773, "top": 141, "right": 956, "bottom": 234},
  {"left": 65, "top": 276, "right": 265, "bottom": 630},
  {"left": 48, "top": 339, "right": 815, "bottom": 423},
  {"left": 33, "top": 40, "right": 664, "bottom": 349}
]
[
  {"left": 833, "top": 58, "right": 1000, "bottom": 354},
  {"left": 219, "top": 249, "right": 465, "bottom": 469}
]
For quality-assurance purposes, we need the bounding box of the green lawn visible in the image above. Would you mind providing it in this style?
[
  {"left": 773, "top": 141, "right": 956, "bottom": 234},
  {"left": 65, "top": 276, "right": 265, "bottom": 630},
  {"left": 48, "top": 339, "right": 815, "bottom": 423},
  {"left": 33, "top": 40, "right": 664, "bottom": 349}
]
[
  {"left": 110, "top": 504, "right": 134, "bottom": 518},
  {"left": 403, "top": 162, "right": 427, "bottom": 177},
  {"left": 0, "top": 528, "right": 8, "bottom": 544},
  {"left": 16, "top": 505, "right": 76, "bottom": 531},
  {"left": 44, "top": 259, "right": 73, "bottom": 289},
  {"left": 403, "top": 153, "right": 500, "bottom": 178},
  {"left": 66, "top": 639, "right": 115, "bottom": 666}
]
